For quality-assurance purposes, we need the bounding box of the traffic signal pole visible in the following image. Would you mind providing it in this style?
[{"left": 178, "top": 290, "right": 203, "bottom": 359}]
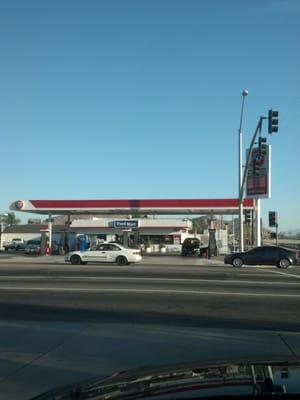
[
  {"left": 269, "top": 211, "right": 278, "bottom": 246},
  {"left": 238, "top": 105, "right": 278, "bottom": 251},
  {"left": 238, "top": 91, "right": 248, "bottom": 252}
]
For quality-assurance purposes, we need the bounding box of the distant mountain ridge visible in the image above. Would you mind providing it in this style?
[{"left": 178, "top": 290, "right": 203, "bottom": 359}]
[{"left": 280, "top": 228, "right": 300, "bottom": 237}]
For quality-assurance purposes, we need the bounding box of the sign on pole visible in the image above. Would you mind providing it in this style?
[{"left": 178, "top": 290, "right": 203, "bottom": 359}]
[{"left": 246, "top": 144, "right": 271, "bottom": 199}]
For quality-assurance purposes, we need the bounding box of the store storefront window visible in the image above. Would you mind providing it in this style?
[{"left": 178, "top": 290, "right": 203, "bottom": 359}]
[{"left": 140, "top": 235, "right": 174, "bottom": 245}]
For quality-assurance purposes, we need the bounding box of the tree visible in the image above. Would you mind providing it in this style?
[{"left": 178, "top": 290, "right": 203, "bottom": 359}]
[{"left": 2, "top": 212, "right": 21, "bottom": 225}]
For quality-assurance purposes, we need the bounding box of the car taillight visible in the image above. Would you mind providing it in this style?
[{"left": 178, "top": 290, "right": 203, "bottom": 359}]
[{"left": 133, "top": 251, "right": 141, "bottom": 255}]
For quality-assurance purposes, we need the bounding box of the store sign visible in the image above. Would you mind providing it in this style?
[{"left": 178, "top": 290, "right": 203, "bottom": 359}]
[
  {"left": 114, "top": 220, "right": 139, "bottom": 229},
  {"left": 246, "top": 145, "right": 271, "bottom": 199}
]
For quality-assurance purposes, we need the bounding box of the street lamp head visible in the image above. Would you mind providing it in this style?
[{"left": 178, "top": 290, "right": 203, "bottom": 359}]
[{"left": 242, "top": 89, "right": 249, "bottom": 97}]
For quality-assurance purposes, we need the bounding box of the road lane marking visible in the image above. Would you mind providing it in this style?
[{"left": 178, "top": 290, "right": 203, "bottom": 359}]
[
  {"left": 0, "top": 276, "right": 300, "bottom": 286},
  {"left": 258, "top": 269, "right": 300, "bottom": 280},
  {"left": 0, "top": 286, "right": 299, "bottom": 298}
]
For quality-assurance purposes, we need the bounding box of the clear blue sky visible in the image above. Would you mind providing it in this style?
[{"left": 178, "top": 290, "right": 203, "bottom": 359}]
[{"left": 0, "top": 0, "right": 299, "bottom": 230}]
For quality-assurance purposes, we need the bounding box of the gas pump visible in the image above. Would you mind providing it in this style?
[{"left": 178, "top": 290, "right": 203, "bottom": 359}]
[
  {"left": 40, "top": 229, "right": 49, "bottom": 255},
  {"left": 208, "top": 229, "right": 218, "bottom": 258}
]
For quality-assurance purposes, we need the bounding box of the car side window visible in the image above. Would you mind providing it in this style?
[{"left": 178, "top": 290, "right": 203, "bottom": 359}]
[
  {"left": 92, "top": 244, "right": 107, "bottom": 251},
  {"left": 91, "top": 245, "right": 100, "bottom": 251},
  {"left": 249, "top": 247, "right": 264, "bottom": 255},
  {"left": 251, "top": 247, "right": 278, "bottom": 256},
  {"left": 108, "top": 244, "right": 121, "bottom": 251},
  {"left": 98, "top": 244, "right": 110, "bottom": 251},
  {"left": 263, "top": 247, "right": 279, "bottom": 255}
]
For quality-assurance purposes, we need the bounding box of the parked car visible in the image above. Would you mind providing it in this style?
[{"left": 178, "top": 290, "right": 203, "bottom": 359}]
[
  {"left": 65, "top": 243, "right": 142, "bottom": 265},
  {"left": 224, "top": 245, "right": 300, "bottom": 269},
  {"left": 25, "top": 240, "right": 41, "bottom": 255},
  {"left": 4, "top": 238, "right": 26, "bottom": 251},
  {"left": 181, "top": 237, "right": 208, "bottom": 257}
]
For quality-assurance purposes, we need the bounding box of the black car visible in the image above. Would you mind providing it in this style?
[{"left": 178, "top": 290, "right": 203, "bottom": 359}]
[
  {"left": 181, "top": 237, "right": 208, "bottom": 257},
  {"left": 224, "top": 245, "right": 299, "bottom": 269}
]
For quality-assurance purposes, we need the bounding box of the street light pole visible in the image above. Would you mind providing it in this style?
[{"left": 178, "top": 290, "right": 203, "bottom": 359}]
[{"left": 238, "top": 90, "right": 248, "bottom": 252}]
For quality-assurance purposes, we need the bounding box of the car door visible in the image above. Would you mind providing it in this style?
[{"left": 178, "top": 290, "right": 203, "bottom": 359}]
[
  {"left": 263, "top": 247, "right": 280, "bottom": 265},
  {"left": 80, "top": 247, "right": 97, "bottom": 262},
  {"left": 245, "top": 247, "right": 278, "bottom": 265},
  {"left": 244, "top": 247, "right": 266, "bottom": 265},
  {"left": 106, "top": 244, "right": 122, "bottom": 262},
  {"left": 94, "top": 244, "right": 111, "bottom": 262},
  {"left": 83, "top": 244, "right": 109, "bottom": 263}
]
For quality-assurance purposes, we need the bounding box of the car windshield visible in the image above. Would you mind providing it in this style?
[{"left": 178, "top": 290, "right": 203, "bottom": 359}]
[{"left": 0, "top": 1, "right": 299, "bottom": 399}]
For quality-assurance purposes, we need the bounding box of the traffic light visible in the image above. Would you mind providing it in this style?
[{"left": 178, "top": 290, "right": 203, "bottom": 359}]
[
  {"left": 269, "top": 211, "right": 277, "bottom": 227},
  {"left": 268, "top": 109, "right": 279, "bottom": 133},
  {"left": 259, "top": 137, "right": 267, "bottom": 156},
  {"left": 245, "top": 210, "right": 251, "bottom": 224}
]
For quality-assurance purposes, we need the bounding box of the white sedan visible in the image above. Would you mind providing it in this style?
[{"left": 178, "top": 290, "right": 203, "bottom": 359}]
[{"left": 65, "top": 243, "right": 142, "bottom": 265}]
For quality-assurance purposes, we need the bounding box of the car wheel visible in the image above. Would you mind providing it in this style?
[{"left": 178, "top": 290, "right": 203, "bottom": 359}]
[
  {"left": 278, "top": 258, "right": 290, "bottom": 269},
  {"left": 70, "top": 255, "right": 82, "bottom": 265},
  {"left": 232, "top": 257, "right": 243, "bottom": 268},
  {"left": 116, "top": 256, "right": 128, "bottom": 265}
]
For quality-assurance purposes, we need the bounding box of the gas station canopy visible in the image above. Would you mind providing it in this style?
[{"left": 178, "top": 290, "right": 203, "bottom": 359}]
[{"left": 10, "top": 198, "right": 254, "bottom": 216}]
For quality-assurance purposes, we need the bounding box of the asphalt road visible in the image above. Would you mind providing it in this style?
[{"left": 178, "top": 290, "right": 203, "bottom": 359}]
[
  {"left": 0, "top": 259, "right": 300, "bottom": 331},
  {"left": 1, "top": 258, "right": 300, "bottom": 399}
]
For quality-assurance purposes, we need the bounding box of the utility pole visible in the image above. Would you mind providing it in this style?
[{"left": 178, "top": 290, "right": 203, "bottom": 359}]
[{"left": 238, "top": 89, "right": 249, "bottom": 252}]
